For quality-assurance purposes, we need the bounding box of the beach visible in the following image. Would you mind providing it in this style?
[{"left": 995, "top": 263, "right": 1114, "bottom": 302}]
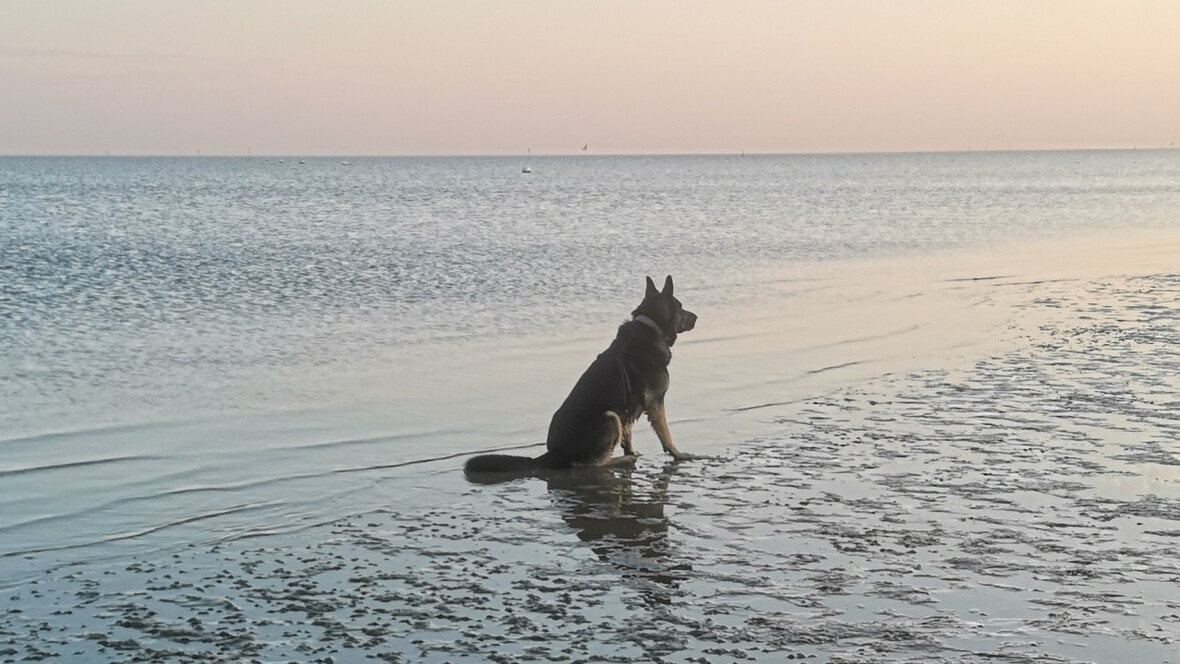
[
  {"left": 4, "top": 226, "right": 1180, "bottom": 663},
  {"left": 6, "top": 0, "right": 1180, "bottom": 655}
]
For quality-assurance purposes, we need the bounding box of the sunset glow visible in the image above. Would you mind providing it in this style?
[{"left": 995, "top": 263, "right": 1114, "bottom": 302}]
[{"left": 3, "top": 0, "right": 1178, "bottom": 155}]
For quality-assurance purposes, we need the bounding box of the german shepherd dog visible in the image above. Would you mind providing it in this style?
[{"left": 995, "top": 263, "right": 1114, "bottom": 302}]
[{"left": 464, "top": 276, "right": 697, "bottom": 475}]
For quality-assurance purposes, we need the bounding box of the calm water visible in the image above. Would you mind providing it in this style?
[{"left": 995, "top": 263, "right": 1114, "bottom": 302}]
[
  {"left": 4, "top": 151, "right": 1178, "bottom": 434},
  {"left": 2, "top": 150, "right": 1180, "bottom": 569}
]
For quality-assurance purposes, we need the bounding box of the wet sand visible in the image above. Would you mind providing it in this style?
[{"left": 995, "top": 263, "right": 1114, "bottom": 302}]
[{"left": 4, "top": 232, "right": 1180, "bottom": 662}]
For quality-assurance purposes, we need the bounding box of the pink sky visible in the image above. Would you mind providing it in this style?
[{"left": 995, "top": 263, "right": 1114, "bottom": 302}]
[{"left": 3, "top": 0, "right": 1178, "bottom": 155}]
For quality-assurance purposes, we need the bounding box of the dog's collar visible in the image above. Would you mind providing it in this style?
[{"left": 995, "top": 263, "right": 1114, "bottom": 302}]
[{"left": 632, "top": 314, "right": 662, "bottom": 334}]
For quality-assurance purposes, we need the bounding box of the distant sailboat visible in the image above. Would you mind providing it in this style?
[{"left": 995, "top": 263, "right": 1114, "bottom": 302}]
[{"left": 522, "top": 148, "right": 533, "bottom": 173}]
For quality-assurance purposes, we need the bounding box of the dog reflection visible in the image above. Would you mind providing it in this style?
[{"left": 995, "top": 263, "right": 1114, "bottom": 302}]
[{"left": 544, "top": 464, "right": 689, "bottom": 603}]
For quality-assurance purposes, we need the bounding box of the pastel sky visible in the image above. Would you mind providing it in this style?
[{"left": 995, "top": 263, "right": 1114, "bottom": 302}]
[{"left": 3, "top": 1, "right": 1179, "bottom": 156}]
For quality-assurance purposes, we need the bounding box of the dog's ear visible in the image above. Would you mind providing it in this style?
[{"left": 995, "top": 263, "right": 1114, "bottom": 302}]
[
  {"left": 663, "top": 275, "right": 674, "bottom": 297},
  {"left": 646, "top": 276, "right": 658, "bottom": 297}
]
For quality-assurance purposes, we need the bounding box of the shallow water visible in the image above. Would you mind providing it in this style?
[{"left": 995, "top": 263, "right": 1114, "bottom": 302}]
[
  {"left": 5, "top": 269, "right": 1179, "bottom": 662},
  {"left": 5, "top": 151, "right": 1179, "bottom": 435},
  {"left": 2, "top": 152, "right": 1180, "bottom": 661}
]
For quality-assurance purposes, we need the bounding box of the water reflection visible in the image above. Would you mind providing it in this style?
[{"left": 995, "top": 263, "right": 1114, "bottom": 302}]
[{"left": 544, "top": 463, "right": 690, "bottom": 605}]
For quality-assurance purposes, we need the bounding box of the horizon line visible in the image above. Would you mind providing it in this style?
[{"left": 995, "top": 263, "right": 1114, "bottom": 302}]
[{"left": 2, "top": 146, "right": 1177, "bottom": 159}]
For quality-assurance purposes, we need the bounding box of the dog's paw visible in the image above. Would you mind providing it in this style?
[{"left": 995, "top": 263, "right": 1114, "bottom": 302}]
[{"left": 670, "top": 452, "right": 697, "bottom": 462}]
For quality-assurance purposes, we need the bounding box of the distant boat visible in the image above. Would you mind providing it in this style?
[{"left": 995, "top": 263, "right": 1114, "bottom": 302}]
[
  {"left": 341, "top": 161, "right": 352, "bottom": 166},
  {"left": 522, "top": 148, "right": 533, "bottom": 173}
]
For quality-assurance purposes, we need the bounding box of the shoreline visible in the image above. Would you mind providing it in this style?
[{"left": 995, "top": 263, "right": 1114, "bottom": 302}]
[
  {"left": 4, "top": 230, "right": 1180, "bottom": 661},
  {"left": 7, "top": 228, "right": 1180, "bottom": 560}
]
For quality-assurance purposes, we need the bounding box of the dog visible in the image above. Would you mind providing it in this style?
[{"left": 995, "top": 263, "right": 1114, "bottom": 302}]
[{"left": 464, "top": 275, "right": 697, "bottom": 475}]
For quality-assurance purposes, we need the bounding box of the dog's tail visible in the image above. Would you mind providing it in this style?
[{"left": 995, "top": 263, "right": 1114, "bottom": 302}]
[{"left": 464, "top": 451, "right": 555, "bottom": 475}]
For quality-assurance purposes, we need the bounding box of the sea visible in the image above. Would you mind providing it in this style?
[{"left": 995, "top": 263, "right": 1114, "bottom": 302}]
[{"left": 2, "top": 150, "right": 1180, "bottom": 589}]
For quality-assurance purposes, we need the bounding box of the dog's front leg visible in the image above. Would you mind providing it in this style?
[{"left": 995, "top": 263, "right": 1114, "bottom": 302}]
[
  {"left": 619, "top": 423, "right": 635, "bottom": 456},
  {"left": 646, "top": 401, "right": 693, "bottom": 461}
]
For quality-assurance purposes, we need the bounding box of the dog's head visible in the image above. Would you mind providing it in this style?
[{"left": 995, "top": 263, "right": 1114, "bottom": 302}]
[{"left": 633, "top": 275, "right": 696, "bottom": 345}]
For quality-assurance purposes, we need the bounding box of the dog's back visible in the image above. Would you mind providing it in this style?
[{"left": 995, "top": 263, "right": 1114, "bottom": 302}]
[{"left": 464, "top": 276, "right": 696, "bottom": 477}]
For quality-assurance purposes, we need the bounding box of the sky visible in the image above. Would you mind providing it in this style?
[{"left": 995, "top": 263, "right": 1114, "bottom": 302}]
[{"left": 2, "top": 0, "right": 1179, "bottom": 156}]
